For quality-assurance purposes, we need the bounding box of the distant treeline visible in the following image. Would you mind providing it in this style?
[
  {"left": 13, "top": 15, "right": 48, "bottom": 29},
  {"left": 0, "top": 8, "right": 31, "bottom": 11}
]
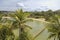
[
  {"left": 29, "top": 10, "right": 60, "bottom": 18},
  {"left": 0, "top": 10, "right": 60, "bottom": 19}
]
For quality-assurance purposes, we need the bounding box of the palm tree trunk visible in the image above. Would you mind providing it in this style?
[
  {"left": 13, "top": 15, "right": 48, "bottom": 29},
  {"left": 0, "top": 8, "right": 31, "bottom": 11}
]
[
  {"left": 19, "top": 23, "right": 21, "bottom": 40},
  {"left": 19, "top": 23, "right": 24, "bottom": 40},
  {"left": 54, "top": 37, "right": 55, "bottom": 40},
  {"left": 54, "top": 36, "right": 56, "bottom": 40}
]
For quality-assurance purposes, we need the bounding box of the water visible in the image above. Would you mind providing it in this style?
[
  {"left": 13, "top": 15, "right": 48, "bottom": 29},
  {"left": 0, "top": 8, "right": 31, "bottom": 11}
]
[
  {"left": 13, "top": 20, "right": 52, "bottom": 40},
  {"left": 26, "top": 20, "right": 49, "bottom": 40}
]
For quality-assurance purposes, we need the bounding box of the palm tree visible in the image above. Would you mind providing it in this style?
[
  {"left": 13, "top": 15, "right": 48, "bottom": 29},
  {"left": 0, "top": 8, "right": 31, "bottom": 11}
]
[
  {"left": 46, "top": 22, "right": 60, "bottom": 40},
  {"left": 9, "top": 9, "right": 33, "bottom": 40},
  {"left": 0, "top": 14, "right": 15, "bottom": 40},
  {"left": 0, "top": 16, "right": 15, "bottom": 40},
  {"left": 46, "top": 14, "right": 60, "bottom": 40},
  {"left": 0, "top": 25, "right": 15, "bottom": 40}
]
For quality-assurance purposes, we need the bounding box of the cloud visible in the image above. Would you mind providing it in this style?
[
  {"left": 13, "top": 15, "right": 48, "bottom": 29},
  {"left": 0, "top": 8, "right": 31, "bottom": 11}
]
[
  {"left": 0, "top": 0, "right": 60, "bottom": 11},
  {"left": 17, "top": 2, "right": 24, "bottom": 7}
]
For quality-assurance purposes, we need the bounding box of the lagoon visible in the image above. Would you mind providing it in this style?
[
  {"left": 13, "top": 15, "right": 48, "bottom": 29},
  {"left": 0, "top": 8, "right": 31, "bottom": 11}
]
[{"left": 13, "top": 20, "right": 54, "bottom": 40}]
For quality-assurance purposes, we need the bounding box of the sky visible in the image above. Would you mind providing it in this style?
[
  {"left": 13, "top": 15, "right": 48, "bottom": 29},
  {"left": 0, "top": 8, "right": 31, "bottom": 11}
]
[{"left": 0, "top": 0, "right": 60, "bottom": 11}]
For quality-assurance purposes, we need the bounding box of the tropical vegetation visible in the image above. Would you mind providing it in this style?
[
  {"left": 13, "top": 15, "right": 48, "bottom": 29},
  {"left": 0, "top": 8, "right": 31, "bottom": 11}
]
[{"left": 0, "top": 9, "right": 60, "bottom": 40}]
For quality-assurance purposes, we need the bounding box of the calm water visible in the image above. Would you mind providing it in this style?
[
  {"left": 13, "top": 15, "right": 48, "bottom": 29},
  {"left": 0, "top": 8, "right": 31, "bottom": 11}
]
[
  {"left": 26, "top": 20, "right": 49, "bottom": 40},
  {"left": 13, "top": 20, "right": 53, "bottom": 40}
]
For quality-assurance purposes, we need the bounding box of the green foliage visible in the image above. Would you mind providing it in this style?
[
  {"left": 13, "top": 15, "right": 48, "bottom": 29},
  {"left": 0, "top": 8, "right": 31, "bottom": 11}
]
[
  {"left": 0, "top": 25, "right": 15, "bottom": 40},
  {"left": 0, "top": 9, "right": 60, "bottom": 40},
  {"left": 46, "top": 15, "right": 60, "bottom": 40},
  {"left": 9, "top": 9, "right": 33, "bottom": 40}
]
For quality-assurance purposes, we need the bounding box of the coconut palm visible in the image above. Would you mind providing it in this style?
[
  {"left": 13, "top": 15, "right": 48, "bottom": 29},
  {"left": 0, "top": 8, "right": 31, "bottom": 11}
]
[
  {"left": 0, "top": 14, "right": 15, "bottom": 40},
  {"left": 0, "top": 25, "right": 15, "bottom": 40},
  {"left": 9, "top": 9, "right": 33, "bottom": 40},
  {"left": 46, "top": 14, "right": 60, "bottom": 40}
]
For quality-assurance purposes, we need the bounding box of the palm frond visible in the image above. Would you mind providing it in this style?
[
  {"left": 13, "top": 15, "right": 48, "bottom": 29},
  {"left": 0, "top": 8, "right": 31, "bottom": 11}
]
[
  {"left": 22, "top": 18, "right": 33, "bottom": 23},
  {"left": 23, "top": 24, "right": 32, "bottom": 29},
  {"left": 48, "top": 34, "right": 56, "bottom": 39}
]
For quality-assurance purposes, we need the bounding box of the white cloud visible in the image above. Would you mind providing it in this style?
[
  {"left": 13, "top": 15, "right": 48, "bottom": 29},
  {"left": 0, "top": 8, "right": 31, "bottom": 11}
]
[
  {"left": 0, "top": 0, "right": 60, "bottom": 11},
  {"left": 17, "top": 2, "right": 24, "bottom": 7}
]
